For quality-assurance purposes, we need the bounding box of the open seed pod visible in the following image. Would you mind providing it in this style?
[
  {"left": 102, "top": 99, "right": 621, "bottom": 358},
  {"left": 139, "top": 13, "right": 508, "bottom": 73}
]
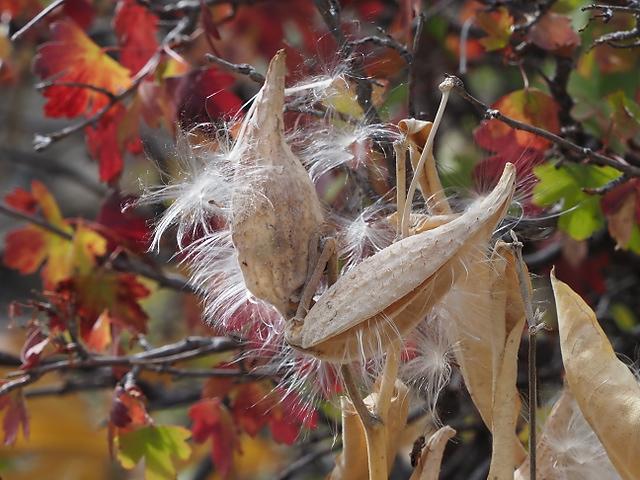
[
  {"left": 285, "top": 163, "right": 516, "bottom": 363},
  {"left": 230, "top": 50, "right": 325, "bottom": 318},
  {"left": 551, "top": 271, "right": 640, "bottom": 480}
]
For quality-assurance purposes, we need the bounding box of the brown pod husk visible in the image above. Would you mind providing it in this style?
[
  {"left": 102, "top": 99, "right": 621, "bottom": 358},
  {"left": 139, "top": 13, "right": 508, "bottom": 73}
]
[
  {"left": 551, "top": 271, "right": 640, "bottom": 480},
  {"left": 230, "top": 50, "right": 324, "bottom": 318},
  {"left": 285, "top": 163, "right": 516, "bottom": 363}
]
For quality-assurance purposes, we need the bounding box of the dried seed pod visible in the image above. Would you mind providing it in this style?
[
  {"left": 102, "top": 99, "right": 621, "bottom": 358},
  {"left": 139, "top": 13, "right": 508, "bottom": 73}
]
[
  {"left": 231, "top": 50, "right": 325, "bottom": 318},
  {"left": 285, "top": 163, "right": 517, "bottom": 363},
  {"left": 551, "top": 271, "right": 640, "bottom": 480}
]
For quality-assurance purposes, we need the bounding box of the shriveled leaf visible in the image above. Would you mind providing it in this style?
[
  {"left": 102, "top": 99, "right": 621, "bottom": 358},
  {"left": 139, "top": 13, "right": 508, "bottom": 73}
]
[
  {"left": 533, "top": 162, "right": 622, "bottom": 240},
  {"left": 408, "top": 426, "right": 456, "bottom": 480},
  {"left": 116, "top": 425, "right": 191, "bottom": 480},
  {"left": 33, "top": 20, "right": 131, "bottom": 118},
  {"left": 551, "top": 271, "right": 640, "bottom": 480}
]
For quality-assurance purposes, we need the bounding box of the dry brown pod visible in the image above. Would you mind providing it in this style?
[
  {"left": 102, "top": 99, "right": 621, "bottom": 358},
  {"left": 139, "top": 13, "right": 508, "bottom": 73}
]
[
  {"left": 285, "top": 162, "right": 517, "bottom": 363},
  {"left": 551, "top": 271, "right": 640, "bottom": 480},
  {"left": 230, "top": 50, "right": 325, "bottom": 318},
  {"left": 329, "top": 380, "right": 410, "bottom": 480}
]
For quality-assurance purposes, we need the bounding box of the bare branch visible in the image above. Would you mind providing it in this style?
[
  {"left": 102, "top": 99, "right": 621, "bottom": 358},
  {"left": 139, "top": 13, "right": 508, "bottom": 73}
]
[
  {"left": 0, "top": 336, "right": 242, "bottom": 397},
  {"left": 448, "top": 75, "right": 640, "bottom": 178},
  {"left": 11, "top": 0, "right": 65, "bottom": 41},
  {"left": 205, "top": 53, "right": 266, "bottom": 83}
]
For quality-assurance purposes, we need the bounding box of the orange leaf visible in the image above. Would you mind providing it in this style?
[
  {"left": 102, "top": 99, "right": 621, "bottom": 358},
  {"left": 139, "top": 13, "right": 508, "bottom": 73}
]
[
  {"left": 33, "top": 20, "right": 131, "bottom": 118},
  {"left": 475, "top": 88, "right": 560, "bottom": 152},
  {"left": 476, "top": 7, "right": 513, "bottom": 52},
  {"left": 528, "top": 12, "right": 580, "bottom": 57},
  {"left": 85, "top": 310, "right": 112, "bottom": 352}
]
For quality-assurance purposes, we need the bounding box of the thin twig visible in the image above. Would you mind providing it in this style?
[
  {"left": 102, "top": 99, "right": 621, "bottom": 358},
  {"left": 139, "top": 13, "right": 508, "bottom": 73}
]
[
  {"left": 0, "top": 336, "right": 241, "bottom": 397},
  {"left": 35, "top": 81, "right": 117, "bottom": 101},
  {"left": 448, "top": 75, "right": 640, "bottom": 178},
  {"left": 509, "top": 231, "right": 540, "bottom": 480},
  {"left": 350, "top": 32, "right": 413, "bottom": 64},
  {"left": 0, "top": 203, "right": 73, "bottom": 239},
  {"left": 205, "top": 53, "right": 266, "bottom": 83},
  {"left": 10, "top": 0, "right": 65, "bottom": 41}
]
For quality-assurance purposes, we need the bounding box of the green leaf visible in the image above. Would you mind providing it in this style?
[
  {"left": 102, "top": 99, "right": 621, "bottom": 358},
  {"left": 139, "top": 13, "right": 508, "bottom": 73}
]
[
  {"left": 611, "top": 303, "right": 637, "bottom": 332},
  {"left": 533, "top": 162, "right": 622, "bottom": 240},
  {"left": 117, "top": 425, "right": 191, "bottom": 480}
]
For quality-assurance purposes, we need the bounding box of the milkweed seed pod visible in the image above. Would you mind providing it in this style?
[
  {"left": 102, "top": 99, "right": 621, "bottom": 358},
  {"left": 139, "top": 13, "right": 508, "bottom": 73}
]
[
  {"left": 231, "top": 50, "right": 325, "bottom": 319},
  {"left": 285, "top": 162, "right": 517, "bottom": 363},
  {"left": 551, "top": 271, "right": 640, "bottom": 480}
]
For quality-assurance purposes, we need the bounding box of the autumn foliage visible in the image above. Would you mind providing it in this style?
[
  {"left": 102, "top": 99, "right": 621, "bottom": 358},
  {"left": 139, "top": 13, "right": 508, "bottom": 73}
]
[{"left": 1, "top": 0, "right": 640, "bottom": 479}]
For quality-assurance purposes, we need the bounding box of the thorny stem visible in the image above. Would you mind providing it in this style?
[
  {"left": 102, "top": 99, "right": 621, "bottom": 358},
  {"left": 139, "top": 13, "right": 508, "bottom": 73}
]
[
  {"left": 449, "top": 75, "right": 640, "bottom": 178},
  {"left": 401, "top": 78, "right": 455, "bottom": 235},
  {"left": 510, "top": 231, "right": 541, "bottom": 480}
]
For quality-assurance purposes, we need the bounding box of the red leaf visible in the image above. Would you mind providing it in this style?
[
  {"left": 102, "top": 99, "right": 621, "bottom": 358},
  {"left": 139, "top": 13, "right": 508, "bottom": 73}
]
[
  {"left": 110, "top": 385, "right": 150, "bottom": 431},
  {"left": 85, "top": 105, "right": 138, "bottom": 183},
  {"left": 33, "top": 20, "right": 131, "bottom": 118},
  {"left": 63, "top": 0, "right": 95, "bottom": 29},
  {"left": 268, "top": 389, "right": 317, "bottom": 445},
  {"left": 166, "top": 67, "right": 242, "bottom": 126},
  {"left": 0, "top": 391, "right": 29, "bottom": 445},
  {"left": 231, "top": 383, "right": 272, "bottom": 437},
  {"left": 528, "top": 12, "right": 580, "bottom": 57},
  {"left": 4, "top": 187, "right": 37, "bottom": 213},
  {"left": 189, "top": 398, "right": 239, "bottom": 478},
  {"left": 96, "top": 192, "right": 150, "bottom": 252},
  {"left": 3, "top": 226, "right": 48, "bottom": 275},
  {"left": 113, "top": 0, "right": 158, "bottom": 74}
]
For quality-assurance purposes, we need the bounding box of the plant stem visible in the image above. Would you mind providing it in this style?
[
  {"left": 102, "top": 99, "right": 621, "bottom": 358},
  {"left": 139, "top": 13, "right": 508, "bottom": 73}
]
[{"left": 402, "top": 78, "right": 455, "bottom": 235}]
